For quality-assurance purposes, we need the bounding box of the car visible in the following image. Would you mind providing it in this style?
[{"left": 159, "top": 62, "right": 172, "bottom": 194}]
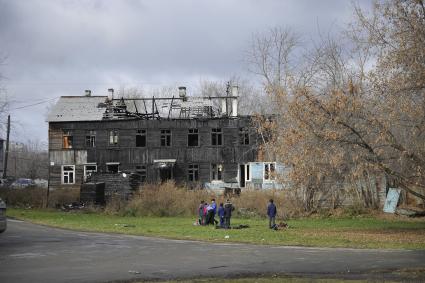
[
  {"left": 10, "top": 178, "right": 35, "bottom": 189},
  {"left": 0, "top": 198, "right": 6, "bottom": 233}
]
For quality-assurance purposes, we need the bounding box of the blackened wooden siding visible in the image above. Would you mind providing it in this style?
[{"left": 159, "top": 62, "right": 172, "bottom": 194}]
[{"left": 48, "top": 117, "right": 258, "bottom": 189}]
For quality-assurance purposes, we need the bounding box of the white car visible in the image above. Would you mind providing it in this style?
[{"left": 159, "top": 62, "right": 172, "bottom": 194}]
[{"left": 0, "top": 198, "right": 6, "bottom": 233}]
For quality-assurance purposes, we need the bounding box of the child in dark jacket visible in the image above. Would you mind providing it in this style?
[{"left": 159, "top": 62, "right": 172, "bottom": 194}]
[{"left": 217, "top": 203, "right": 225, "bottom": 227}]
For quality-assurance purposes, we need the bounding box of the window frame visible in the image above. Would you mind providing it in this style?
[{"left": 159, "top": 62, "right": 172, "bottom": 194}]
[
  {"left": 211, "top": 128, "right": 223, "bottom": 146},
  {"left": 136, "top": 129, "right": 147, "bottom": 147},
  {"left": 109, "top": 130, "right": 119, "bottom": 146},
  {"left": 85, "top": 130, "right": 96, "bottom": 148},
  {"left": 62, "top": 165, "right": 75, "bottom": 184},
  {"left": 188, "top": 164, "right": 199, "bottom": 182},
  {"left": 264, "top": 162, "right": 276, "bottom": 182},
  {"left": 160, "top": 129, "right": 172, "bottom": 147},
  {"left": 83, "top": 164, "right": 97, "bottom": 181},
  {"left": 62, "top": 130, "right": 73, "bottom": 149},
  {"left": 106, "top": 162, "right": 120, "bottom": 173},
  {"left": 187, "top": 128, "right": 199, "bottom": 147},
  {"left": 211, "top": 163, "right": 223, "bottom": 181},
  {"left": 239, "top": 127, "right": 250, "bottom": 145}
]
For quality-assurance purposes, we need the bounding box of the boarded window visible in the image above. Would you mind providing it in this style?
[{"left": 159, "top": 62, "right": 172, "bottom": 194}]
[
  {"left": 239, "top": 127, "right": 250, "bottom": 145},
  {"left": 211, "top": 128, "right": 222, "bottom": 146},
  {"left": 188, "top": 128, "right": 199, "bottom": 147},
  {"left": 63, "top": 130, "right": 73, "bottom": 149},
  {"left": 136, "top": 165, "right": 147, "bottom": 182},
  {"left": 211, "top": 164, "right": 223, "bottom": 181},
  {"left": 85, "top": 130, "right": 96, "bottom": 147},
  {"left": 160, "top": 129, "right": 171, "bottom": 147},
  {"left": 264, "top": 163, "right": 276, "bottom": 180},
  {"left": 62, "top": 165, "right": 75, "bottom": 184},
  {"left": 188, "top": 164, "right": 199, "bottom": 181},
  {"left": 109, "top": 130, "right": 119, "bottom": 145},
  {"left": 136, "top": 130, "right": 146, "bottom": 147}
]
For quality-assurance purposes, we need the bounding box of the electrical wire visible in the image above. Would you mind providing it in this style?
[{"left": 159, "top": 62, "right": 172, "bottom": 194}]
[{"left": 8, "top": 97, "right": 58, "bottom": 110}]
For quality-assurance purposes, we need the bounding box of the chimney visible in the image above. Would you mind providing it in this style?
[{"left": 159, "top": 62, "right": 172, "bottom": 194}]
[
  {"left": 221, "top": 97, "right": 227, "bottom": 116},
  {"left": 231, "top": 85, "right": 238, "bottom": 117},
  {"left": 85, "top": 89, "right": 91, "bottom": 97},
  {"left": 108, "top": 88, "right": 114, "bottom": 100},
  {"left": 178, "top": 86, "right": 187, "bottom": 101}
]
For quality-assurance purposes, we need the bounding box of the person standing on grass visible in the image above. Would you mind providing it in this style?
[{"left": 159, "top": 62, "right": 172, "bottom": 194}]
[
  {"left": 202, "top": 202, "right": 208, "bottom": 225},
  {"left": 198, "top": 200, "right": 204, "bottom": 225},
  {"left": 210, "top": 198, "right": 218, "bottom": 225},
  {"left": 206, "top": 203, "right": 214, "bottom": 225},
  {"left": 267, "top": 199, "right": 277, "bottom": 229},
  {"left": 223, "top": 199, "right": 234, "bottom": 229},
  {"left": 218, "top": 203, "right": 225, "bottom": 227}
]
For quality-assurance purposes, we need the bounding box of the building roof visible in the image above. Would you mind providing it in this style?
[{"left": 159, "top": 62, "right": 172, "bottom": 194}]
[{"left": 47, "top": 96, "right": 108, "bottom": 122}]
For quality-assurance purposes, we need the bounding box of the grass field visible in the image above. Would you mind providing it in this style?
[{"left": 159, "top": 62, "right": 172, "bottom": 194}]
[{"left": 7, "top": 208, "right": 425, "bottom": 250}]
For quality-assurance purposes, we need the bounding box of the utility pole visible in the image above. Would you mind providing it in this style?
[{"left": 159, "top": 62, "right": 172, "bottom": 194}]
[{"left": 2, "top": 115, "right": 10, "bottom": 179}]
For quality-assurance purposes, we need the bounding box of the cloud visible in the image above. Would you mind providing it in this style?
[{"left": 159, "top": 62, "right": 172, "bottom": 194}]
[{"left": 0, "top": 0, "right": 372, "bottom": 142}]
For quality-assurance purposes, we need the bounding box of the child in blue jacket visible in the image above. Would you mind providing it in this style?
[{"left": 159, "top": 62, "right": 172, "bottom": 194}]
[{"left": 217, "top": 203, "right": 225, "bottom": 227}]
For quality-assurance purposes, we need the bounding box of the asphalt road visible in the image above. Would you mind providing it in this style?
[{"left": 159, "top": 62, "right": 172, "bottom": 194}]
[{"left": 1, "top": 219, "right": 425, "bottom": 283}]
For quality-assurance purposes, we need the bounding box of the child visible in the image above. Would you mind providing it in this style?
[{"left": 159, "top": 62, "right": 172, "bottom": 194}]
[
  {"left": 198, "top": 200, "right": 204, "bottom": 225},
  {"left": 218, "top": 203, "right": 225, "bottom": 228}
]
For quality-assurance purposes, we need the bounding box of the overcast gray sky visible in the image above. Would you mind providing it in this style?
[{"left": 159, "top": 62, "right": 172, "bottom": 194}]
[{"left": 0, "top": 0, "right": 371, "bottom": 144}]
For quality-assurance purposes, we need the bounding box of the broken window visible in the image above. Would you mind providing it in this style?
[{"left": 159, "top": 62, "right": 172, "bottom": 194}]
[
  {"left": 239, "top": 127, "right": 250, "bottom": 145},
  {"left": 109, "top": 130, "right": 119, "bottom": 145},
  {"left": 62, "top": 165, "right": 75, "bottom": 184},
  {"left": 83, "top": 164, "right": 97, "bottom": 181},
  {"left": 264, "top": 163, "right": 276, "bottom": 181},
  {"left": 188, "top": 164, "right": 199, "bottom": 181},
  {"left": 135, "top": 165, "right": 147, "bottom": 182},
  {"left": 85, "top": 130, "right": 96, "bottom": 147},
  {"left": 136, "top": 129, "right": 146, "bottom": 147},
  {"left": 160, "top": 129, "right": 171, "bottom": 147},
  {"left": 106, "top": 163, "right": 119, "bottom": 173},
  {"left": 211, "top": 128, "right": 222, "bottom": 146},
  {"left": 188, "top": 128, "right": 199, "bottom": 147},
  {"left": 211, "top": 164, "right": 223, "bottom": 181},
  {"left": 63, "top": 130, "right": 73, "bottom": 149}
]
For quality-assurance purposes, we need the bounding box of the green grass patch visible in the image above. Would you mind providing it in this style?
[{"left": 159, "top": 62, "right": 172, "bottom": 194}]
[{"left": 7, "top": 208, "right": 425, "bottom": 250}]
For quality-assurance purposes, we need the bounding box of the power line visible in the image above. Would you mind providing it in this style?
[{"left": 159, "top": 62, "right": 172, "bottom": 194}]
[{"left": 9, "top": 97, "right": 58, "bottom": 110}]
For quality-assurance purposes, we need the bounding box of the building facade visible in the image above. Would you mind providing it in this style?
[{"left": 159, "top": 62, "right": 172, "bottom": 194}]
[{"left": 46, "top": 87, "right": 281, "bottom": 194}]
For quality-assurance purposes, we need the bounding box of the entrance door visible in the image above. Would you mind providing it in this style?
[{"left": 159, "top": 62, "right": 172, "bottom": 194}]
[
  {"left": 239, "top": 164, "right": 246, "bottom": 188},
  {"left": 159, "top": 166, "right": 172, "bottom": 182}
]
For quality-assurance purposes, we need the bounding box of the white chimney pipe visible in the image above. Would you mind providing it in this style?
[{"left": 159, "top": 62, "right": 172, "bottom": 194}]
[
  {"left": 221, "top": 97, "right": 227, "bottom": 116},
  {"left": 231, "top": 85, "right": 238, "bottom": 117}
]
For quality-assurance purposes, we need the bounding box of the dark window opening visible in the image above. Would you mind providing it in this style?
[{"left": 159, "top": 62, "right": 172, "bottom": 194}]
[
  {"left": 188, "top": 128, "right": 199, "bottom": 147},
  {"left": 239, "top": 127, "right": 250, "bottom": 145},
  {"left": 211, "top": 128, "right": 222, "bottom": 146},
  {"left": 188, "top": 164, "right": 199, "bottom": 181},
  {"left": 160, "top": 129, "right": 171, "bottom": 147},
  {"left": 85, "top": 130, "right": 96, "bottom": 147},
  {"left": 107, "top": 164, "right": 119, "bottom": 173},
  {"left": 136, "top": 129, "right": 146, "bottom": 147}
]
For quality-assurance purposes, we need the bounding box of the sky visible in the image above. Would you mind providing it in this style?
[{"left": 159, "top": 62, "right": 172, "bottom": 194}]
[{"left": 0, "top": 0, "right": 372, "bottom": 144}]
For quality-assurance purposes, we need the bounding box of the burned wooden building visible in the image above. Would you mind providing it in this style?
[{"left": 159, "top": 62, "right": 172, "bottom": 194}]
[{"left": 47, "top": 86, "right": 280, "bottom": 195}]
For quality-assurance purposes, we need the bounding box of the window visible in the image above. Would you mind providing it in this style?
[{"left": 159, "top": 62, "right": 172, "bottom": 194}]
[
  {"left": 109, "top": 130, "right": 119, "bottom": 145},
  {"left": 62, "top": 165, "right": 75, "bottom": 184},
  {"left": 264, "top": 163, "right": 276, "bottom": 181},
  {"left": 136, "top": 165, "right": 147, "bottom": 182},
  {"left": 160, "top": 129, "right": 171, "bottom": 147},
  {"left": 188, "top": 128, "right": 199, "bottom": 147},
  {"left": 136, "top": 129, "right": 146, "bottom": 147},
  {"left": 211, "top": 128, "right": 222, "bottom": 146},
  {"left": 85, "top": 130, "right": 96, "bottom": 147},
  {"left": 188, "top": 164, "right": 199, "bottom": 181},
  {"left": 211, "top": 164, "right": 223, "bottom": 181},
  {"left": 106, "top": 163, "right": 119, "bottom": 173},
  {"left": 246, "top": 164, "right": 251, "bottom": 181},
  {"left": 83, "top": 164, "right": 97, "bottom": 181},
  {"left": 63, "top": 130, "right": 73, "bottom": 149},
  {"left": 239, "top": 127, "right": 250, "bottom": 145}
]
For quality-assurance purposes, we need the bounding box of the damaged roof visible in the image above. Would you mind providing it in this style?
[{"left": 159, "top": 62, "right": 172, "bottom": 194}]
[{"left": 47, "top": 96, "right": 108, "bottom": 122}]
